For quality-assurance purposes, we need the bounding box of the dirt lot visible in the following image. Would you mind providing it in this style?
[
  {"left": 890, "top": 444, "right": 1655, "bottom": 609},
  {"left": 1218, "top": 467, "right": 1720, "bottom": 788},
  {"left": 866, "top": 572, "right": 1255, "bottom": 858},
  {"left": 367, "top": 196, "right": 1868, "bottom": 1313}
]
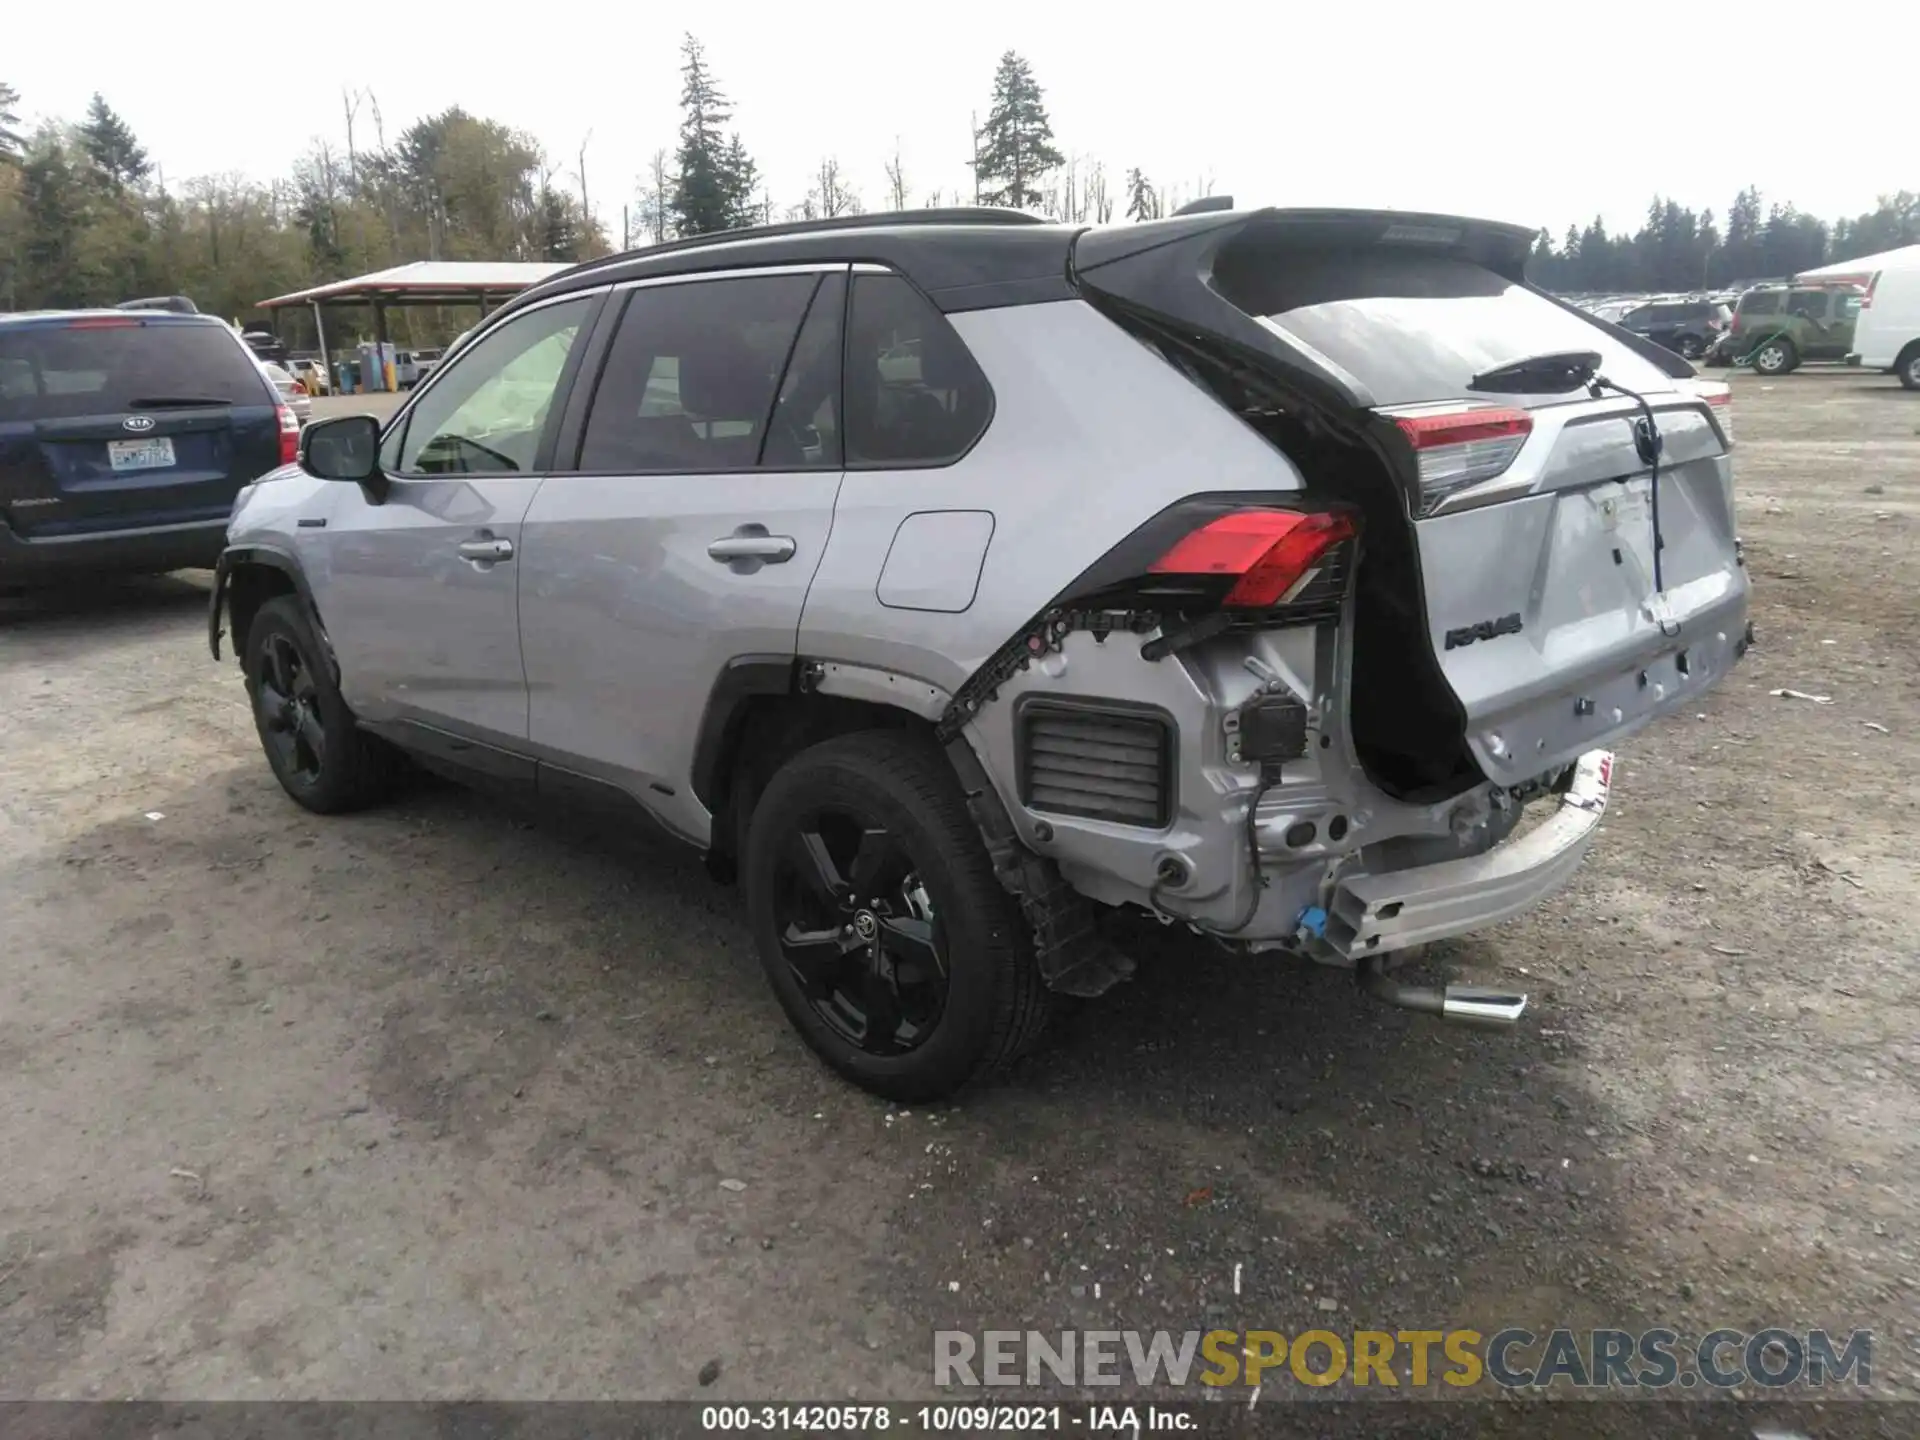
[{"left": 2, "top": 369, "right": 1916, "bottom": 1426}]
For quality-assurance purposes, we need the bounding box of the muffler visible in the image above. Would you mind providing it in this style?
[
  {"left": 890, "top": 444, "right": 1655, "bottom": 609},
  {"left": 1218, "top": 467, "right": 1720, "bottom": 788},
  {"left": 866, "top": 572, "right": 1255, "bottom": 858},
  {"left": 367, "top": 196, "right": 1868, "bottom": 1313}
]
[{"left": 1358, "top": 959, "right": 1527, "bottom": 1030}]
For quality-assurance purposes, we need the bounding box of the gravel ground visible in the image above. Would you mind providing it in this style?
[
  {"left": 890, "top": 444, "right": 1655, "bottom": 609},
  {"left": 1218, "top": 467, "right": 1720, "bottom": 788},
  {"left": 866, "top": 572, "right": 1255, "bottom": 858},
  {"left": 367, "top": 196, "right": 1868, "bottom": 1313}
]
[{"left": 1, "top": 368, "right": 1915, "bottom": 1432}]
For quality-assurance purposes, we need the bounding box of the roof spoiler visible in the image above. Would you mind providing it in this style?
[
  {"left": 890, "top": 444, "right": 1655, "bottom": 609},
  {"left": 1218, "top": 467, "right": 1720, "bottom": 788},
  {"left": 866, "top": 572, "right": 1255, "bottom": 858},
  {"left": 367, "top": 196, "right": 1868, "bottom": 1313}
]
[
  {"left": 117, "top": 294, "right": 200, "bottom": 314},
  {"left": 1070, "top": 207, "right": 1692, "bottom": 405}
]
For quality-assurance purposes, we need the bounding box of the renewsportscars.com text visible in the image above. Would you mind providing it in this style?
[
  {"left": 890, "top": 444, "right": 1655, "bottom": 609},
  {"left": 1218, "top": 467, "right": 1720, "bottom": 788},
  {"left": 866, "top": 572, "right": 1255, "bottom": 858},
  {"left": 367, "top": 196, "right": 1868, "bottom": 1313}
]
[{"left": 934, "top": 1327, "right": 1872, "bottom": 1391}]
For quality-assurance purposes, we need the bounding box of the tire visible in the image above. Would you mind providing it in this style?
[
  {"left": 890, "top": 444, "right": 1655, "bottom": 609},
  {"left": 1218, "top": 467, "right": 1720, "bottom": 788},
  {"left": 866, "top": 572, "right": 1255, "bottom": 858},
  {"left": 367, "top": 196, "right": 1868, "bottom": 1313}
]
[
  {"left": 1676, "top": 333, "right": 1705, "bottom": 360},
  {"left": 743, "top": 730, "right": 1049, "bottom": 1101},
  {"left": 243, "top": 595, "right": 397, "bottom": 814},
  {"left": 1899, "top": 346, "right": 1920, "bottom": 392},
  {"left": 1752, "top": 338, "right": 1798, "bottom": 376}
]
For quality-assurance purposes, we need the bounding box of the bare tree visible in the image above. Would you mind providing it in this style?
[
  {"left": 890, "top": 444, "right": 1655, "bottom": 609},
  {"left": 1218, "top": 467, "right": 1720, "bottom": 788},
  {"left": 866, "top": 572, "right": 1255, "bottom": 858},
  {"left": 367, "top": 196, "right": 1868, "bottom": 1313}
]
[
  {"left": 810, "top": 156, "right": 858, "bottom": 218},
  {"left": 1082, "top": 159, "right": 1112, "bottom": 224},
  {"left": 574, "top": 130, "right": 593, "bottom": 234},
  {"left": 634, "top": 148, "right": 672, "bottom": 246},
  {"left": 883, "top": 137, "right": 909, "bottom": 212}
]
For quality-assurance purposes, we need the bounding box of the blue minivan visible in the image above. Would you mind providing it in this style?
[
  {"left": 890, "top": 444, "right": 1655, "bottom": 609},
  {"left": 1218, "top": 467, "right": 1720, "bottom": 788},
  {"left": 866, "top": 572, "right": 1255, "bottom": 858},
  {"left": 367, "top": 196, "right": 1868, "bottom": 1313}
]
[{"left": 0, "top": 309, "right": 298, "bottom": 586}]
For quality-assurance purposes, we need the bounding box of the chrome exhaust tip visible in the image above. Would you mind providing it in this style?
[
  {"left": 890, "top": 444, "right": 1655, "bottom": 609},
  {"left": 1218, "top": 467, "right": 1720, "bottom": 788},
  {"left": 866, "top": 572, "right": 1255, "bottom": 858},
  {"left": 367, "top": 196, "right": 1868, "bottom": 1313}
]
[
  {"left": 1359, "top": 962, "right": 1528, "bottom": 1031},
  {"left": 1439, "top": 986, "right": 1529, "bottom": 1029}
]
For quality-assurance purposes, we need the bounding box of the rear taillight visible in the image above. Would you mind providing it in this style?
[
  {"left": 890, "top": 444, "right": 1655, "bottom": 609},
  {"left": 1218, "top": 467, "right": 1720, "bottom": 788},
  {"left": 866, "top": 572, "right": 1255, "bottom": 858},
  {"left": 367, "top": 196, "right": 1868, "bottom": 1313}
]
[
  {"left": 276, "top": 404, "right": 300, "bottom": 464},
  {"left": 1696, "top": 383, "right": 1733, "bottom": 446},
  {"left": 1389, "top": 407, "right": 1532, "bottom": 515},
  {"left": 1862, "top": 272, "right": 1880, "bottom": 309},
  {"left": 64, "top": 316, "right": 139, "bottom": 329},
  {"left": 1149, "top": 509, "right": 1359, "bottom": 609}
]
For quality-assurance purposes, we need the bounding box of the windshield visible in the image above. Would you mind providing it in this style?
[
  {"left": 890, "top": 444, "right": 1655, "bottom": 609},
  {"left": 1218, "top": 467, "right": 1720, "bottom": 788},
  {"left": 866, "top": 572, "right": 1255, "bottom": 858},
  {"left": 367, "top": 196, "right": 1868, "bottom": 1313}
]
[{"left": 1213, "top": 248, "right": 1677, "bottom": 408}]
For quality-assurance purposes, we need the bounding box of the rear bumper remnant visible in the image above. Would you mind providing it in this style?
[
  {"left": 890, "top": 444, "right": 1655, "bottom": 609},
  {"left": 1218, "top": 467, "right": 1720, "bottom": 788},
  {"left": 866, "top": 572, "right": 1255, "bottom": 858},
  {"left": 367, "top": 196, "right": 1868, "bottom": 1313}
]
[{"left": 1317, "top": 749, "right": 1614, "bottom": 961}]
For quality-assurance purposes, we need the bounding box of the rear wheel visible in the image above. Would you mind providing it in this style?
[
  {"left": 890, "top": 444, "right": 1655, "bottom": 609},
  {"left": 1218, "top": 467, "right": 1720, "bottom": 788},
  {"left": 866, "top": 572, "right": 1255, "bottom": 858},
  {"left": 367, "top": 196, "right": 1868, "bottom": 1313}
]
[
  {"left": 1676, "top": 333, "right": 1705, "bottom": 360},
  {"left": 1898, "top": 345, "right": 1920, "bottom": 391},
  {"left": 243, "top": 596, "right": 397, "bottom": 813},
  {"left": 1752, "top": 337, "right": 1798, "bottom": 375},
  {"left": 743, "top": 731, "right": 1048, "bottom": 1101}
]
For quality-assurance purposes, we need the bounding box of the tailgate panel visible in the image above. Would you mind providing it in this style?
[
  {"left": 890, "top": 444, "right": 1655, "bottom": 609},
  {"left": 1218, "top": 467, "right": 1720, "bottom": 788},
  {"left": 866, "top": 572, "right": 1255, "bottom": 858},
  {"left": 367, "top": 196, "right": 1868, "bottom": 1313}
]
[{"left": 1418, "top": 413, "right": 1746, "bottom": 785}]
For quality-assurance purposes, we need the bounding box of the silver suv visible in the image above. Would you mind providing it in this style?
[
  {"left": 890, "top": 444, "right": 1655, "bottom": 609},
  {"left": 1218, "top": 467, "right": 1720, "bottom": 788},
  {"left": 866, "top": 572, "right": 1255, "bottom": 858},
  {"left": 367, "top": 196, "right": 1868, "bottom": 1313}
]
[{"left": 210, "top": 207, "right": 1751, "bottom": 1100}]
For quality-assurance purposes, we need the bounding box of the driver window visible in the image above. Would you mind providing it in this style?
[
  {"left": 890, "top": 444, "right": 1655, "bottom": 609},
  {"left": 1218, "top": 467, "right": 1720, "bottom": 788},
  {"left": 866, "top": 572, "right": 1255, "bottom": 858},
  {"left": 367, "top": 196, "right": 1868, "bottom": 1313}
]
[{"left": 396, "top": 297, "right": 593, "bottom": 475}]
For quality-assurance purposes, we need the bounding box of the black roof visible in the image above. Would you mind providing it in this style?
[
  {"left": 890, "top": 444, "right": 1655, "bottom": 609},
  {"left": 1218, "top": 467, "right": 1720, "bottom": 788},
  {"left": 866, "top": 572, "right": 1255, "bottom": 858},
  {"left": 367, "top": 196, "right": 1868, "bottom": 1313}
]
[{"left": 509, "top": 208, "right": 1083, "bottom": 318}]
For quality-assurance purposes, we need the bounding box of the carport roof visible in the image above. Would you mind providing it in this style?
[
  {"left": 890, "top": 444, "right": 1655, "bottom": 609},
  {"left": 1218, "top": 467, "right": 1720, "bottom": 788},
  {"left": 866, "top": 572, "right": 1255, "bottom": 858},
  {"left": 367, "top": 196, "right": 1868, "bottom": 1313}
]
[{"left": 257, "top": 261, "right": 573, "bottom": 310}]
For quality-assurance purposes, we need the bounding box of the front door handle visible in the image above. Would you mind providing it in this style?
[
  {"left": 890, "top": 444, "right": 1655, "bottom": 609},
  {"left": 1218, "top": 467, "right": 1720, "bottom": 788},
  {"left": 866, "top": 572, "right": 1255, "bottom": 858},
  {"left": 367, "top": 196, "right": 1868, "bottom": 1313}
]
[
  {"left": 707, "top": 530, "right": 796, "bottom": 564},
  {"left": 458, "top": 536, "right": 514, "bottom": 563}
]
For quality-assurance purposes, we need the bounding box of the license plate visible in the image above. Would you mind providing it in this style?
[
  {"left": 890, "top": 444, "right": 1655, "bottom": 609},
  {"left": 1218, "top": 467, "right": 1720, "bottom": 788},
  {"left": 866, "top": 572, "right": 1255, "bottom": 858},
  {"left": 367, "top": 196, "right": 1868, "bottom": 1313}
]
[{"left": 107, "top": 436, "right": 175, "bottom": 472}]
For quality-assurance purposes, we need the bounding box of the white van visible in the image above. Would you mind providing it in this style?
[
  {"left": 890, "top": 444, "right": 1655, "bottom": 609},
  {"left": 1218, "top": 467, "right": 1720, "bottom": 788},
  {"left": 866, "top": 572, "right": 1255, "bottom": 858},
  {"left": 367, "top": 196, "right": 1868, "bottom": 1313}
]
[{"left": 1851, "top": 266, "right": 1920, "bottom": 389}]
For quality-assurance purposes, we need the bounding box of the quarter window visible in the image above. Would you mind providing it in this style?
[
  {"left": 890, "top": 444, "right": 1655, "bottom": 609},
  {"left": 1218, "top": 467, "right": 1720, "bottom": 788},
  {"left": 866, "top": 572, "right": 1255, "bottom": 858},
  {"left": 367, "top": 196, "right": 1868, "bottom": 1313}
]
[
  {"left": 844, "top": 274, "right": 992, "bottom": 466},
  {"left": 396, "top": 297, "right": 592, "bottom": 475},
  {"left": 577, "top": 273, "right": 820, "bottom": 473}
]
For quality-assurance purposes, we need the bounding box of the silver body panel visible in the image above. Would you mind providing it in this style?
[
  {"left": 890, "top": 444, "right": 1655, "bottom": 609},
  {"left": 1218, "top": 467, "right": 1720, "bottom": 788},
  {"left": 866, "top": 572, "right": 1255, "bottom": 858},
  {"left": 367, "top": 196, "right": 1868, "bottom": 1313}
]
[{"left": 225, "top": 265, "right": 1748, "bottom": 961}]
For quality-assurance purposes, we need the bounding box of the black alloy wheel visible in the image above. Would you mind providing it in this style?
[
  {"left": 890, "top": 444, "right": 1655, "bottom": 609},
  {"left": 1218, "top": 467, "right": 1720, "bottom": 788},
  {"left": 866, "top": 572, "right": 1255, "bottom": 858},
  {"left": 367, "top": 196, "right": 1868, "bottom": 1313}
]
[
  {"left": 242, "top": 595, "right": 397, "bottom": 813},
  {"left": 256, "top": 632, "right": 327, "bottom": 789},
  {"left": 771, "top": 807, "right": 948, "bottom": 1055}
]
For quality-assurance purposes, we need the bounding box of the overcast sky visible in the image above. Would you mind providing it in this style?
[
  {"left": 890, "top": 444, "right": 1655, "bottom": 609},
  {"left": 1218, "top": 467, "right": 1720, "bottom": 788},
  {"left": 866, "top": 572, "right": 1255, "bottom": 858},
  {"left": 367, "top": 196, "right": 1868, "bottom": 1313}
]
[{"left": 11, "top": 2, "right": 1909, "bottom": 241}]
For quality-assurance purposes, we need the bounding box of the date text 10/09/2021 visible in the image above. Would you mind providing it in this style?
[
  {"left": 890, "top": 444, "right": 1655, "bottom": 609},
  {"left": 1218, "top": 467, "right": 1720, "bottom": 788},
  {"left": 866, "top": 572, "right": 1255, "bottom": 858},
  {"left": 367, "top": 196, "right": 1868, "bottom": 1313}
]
[{"left": 701, "top": 1406, "right": 1190, "bottom": 1432}]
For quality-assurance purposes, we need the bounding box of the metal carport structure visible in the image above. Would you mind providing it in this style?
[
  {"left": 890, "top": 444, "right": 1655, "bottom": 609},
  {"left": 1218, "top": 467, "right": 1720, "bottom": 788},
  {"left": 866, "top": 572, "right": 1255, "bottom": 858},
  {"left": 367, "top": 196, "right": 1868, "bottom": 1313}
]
[{"left": 255, "top": 261, "right": 571, "bottom": 387}]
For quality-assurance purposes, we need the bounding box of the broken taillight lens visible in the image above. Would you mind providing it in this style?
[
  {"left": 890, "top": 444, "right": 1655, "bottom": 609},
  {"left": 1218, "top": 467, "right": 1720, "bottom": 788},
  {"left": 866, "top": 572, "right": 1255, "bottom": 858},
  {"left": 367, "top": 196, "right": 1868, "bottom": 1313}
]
[
  {"left": 1150, "top": 508, "right": 1358, "bottom": 609},
  {"left": 1389, "top": 407, "right": 1532, "bottom": 516},
  {"left": 276, "top": 404, "right": 301, "bottom": 465}
]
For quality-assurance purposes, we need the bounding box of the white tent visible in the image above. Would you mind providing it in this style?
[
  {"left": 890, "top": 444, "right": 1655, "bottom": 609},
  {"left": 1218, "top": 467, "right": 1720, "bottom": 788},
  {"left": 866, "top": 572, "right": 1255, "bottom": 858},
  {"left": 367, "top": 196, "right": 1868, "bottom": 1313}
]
[{"left": 1797, "top": 243, "right": 1920, "bottom": 282}]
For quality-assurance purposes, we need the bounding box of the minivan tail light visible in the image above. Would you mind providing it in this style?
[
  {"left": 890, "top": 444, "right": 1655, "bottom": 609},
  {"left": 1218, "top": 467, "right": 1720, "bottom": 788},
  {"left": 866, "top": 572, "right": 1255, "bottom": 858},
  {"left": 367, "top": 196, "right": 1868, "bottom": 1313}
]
[
  {"left": 1861, "top": 272, "right": 1879, "bottom": 309},
  {"left": 276, "top": 404, "right": 300, "bottom": 464},
  {"left": 1389, "top": 407, "right": 1532, "bottom": 515},
  {"left": 1150, "top": 509, "right": 1358, "bottom": 609}
]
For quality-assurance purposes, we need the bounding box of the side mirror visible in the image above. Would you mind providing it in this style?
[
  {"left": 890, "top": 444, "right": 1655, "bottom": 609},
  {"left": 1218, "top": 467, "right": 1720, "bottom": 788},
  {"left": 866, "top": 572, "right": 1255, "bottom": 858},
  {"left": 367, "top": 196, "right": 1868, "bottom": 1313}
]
[{"left": 299, "top": 414, "right": 388, "bottom": 500}]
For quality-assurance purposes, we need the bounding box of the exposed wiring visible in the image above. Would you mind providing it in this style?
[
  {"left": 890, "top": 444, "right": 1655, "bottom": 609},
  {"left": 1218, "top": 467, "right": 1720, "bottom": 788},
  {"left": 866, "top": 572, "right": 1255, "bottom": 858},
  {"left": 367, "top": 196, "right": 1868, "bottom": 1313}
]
[
  {"left": 1588, "top": 372, "right": 1681, "bottom": 636},
  {"left": 1146, "top": 771, "right": 1277, "bottom": 936}
]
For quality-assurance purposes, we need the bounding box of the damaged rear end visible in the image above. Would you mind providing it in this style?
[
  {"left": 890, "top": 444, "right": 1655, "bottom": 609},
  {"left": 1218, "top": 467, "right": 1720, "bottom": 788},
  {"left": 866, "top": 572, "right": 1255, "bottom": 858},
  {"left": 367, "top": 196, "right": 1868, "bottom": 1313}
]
[{"left": 959, "top": 207, "right": 1749, "bottom": 987}]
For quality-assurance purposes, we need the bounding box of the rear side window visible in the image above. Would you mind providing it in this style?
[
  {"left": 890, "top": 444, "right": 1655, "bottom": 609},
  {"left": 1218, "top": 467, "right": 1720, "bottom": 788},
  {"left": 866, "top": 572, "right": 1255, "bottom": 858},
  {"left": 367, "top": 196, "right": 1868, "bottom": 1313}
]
[
  {"left": 1215, "top": 248, "right": 1675, "bottom": 408},
  {"left": 844, "top": 274, "right": 993, "bottom": 466},
  {"left": 578, "top": 273, "right": 818, "bottom": 473},
  {"left": 0, "top": 320, "right": 270, "bottom": 422},
  {"left": 1787, "top": 291, "right": 1830, "bottom": 320},
  {"left": 1740, "top": 291, "right": 1781, "bottom": 316}
]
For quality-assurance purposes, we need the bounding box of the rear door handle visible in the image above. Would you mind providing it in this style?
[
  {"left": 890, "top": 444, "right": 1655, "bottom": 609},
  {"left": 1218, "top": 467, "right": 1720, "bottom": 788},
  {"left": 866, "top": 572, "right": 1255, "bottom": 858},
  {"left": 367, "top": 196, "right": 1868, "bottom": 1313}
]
[
  {"left": 458, "top": 536, "right": 514, "bottom": 563},
  {"left": 708, "top": 532, "right": 796, "bottom": 564}
]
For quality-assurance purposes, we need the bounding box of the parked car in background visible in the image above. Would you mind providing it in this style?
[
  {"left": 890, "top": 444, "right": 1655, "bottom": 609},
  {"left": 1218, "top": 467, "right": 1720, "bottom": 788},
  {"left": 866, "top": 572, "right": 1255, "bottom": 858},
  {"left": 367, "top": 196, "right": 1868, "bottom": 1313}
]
[
  {"left": 1617, "top": 297, "right": 1730, "bottom": 359},
  {"left": 1848, "top": 267, "right": 1920, "bottom": 390},
  {"left": 284, "top": 358, "right": 332, "bottom": 396},
  {"left": 1725, "top": 282, "right": 1864, "bottom": 374},
  {"left": 1, "top": 308, "right": 299, "bottom": 586},
  {"left": 211, "top": 206, "right": 1750, "bottom": 1099},
  {"left": 241, "top": 329, "right": 289, "bottom": 366},
  {"left": 259, "top": 362, "right": 313, "bottom": 425}
]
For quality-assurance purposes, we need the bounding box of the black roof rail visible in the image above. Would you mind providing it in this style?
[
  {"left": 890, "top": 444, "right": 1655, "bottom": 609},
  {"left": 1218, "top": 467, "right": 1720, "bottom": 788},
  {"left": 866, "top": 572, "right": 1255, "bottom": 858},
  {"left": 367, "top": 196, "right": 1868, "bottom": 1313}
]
[{"left": 553, "top": 206, "right": 1049, "bottom": 285}]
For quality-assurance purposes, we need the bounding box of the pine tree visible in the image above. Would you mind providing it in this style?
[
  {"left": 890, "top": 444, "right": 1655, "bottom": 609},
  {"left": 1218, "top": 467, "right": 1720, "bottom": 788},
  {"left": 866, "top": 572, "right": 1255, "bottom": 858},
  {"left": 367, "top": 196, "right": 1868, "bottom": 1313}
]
[
  {"left": 1124, "top": 167, "right": 1157, "bottom": 222},
  {"left": 19, "top": 132, "right": 88, "bottom": 306},
  {"left": 721, "top": 134, "right": 761, "bottom": 230},
  {"left": 0, "top": 81, "right": 23, "bottom": 164},
  {"left": 79, "top": 94, "right": 148, "bottom": 188},
  {"left": 973, "top": 52, "right": 1063, "bottom": 211},
  {"left": 671, "top": 35, "right": 743, "bottom": 236}
]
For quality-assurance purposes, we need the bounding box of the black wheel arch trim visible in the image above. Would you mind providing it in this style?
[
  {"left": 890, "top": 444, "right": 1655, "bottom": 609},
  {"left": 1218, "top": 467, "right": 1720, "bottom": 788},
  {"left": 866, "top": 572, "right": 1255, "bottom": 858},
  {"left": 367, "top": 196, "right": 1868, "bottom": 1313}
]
[
  {"left": 210, "top": 543, "right": 318, "bottom": 662},
  {"left": 689, "top": 654, "right": 803, "bottom": 811}
]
